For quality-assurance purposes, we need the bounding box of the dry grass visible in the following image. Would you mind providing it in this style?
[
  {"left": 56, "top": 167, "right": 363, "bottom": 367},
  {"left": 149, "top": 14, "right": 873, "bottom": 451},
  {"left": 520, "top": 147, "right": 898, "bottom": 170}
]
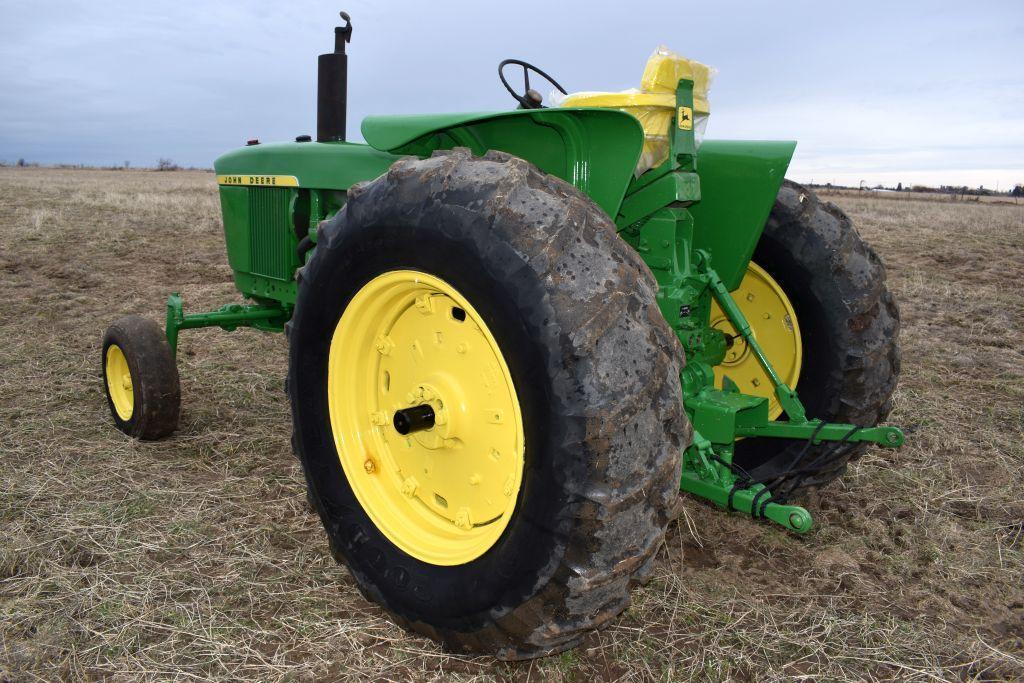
[{"left": 1, "top": 168, "right": 1022, "bottom": 682}]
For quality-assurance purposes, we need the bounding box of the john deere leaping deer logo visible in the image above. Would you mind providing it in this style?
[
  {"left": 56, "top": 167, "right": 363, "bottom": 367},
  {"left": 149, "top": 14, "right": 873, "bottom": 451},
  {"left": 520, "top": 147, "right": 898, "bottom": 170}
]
[{"left": 677, "top": 105, "right": 693, "bottom": 130}]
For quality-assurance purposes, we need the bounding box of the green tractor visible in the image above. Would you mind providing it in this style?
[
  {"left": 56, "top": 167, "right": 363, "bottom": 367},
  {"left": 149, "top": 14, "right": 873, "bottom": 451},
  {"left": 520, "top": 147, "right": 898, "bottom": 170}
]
[{"left": 102, "top": 13, "right": 902, "bottom": 658}]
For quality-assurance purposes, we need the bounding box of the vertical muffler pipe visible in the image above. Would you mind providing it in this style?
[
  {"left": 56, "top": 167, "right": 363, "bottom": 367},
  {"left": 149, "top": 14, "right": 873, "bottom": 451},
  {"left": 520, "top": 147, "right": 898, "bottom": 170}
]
[{"left": 317, "top": 11, "right": 352, "bottom": 142}]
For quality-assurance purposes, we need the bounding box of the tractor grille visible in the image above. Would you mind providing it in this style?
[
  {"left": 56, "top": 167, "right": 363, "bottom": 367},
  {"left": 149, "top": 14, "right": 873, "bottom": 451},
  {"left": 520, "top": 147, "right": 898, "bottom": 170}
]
[{"left": 247, "top": 187, "right": 293, "bottom": 280}]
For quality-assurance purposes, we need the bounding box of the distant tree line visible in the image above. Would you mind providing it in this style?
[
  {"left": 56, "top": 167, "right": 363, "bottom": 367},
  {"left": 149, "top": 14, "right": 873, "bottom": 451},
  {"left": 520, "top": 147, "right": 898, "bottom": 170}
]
[
  {"left": 0, "top": 158, "right": 211, "bottom": 172},
  {"left": 808, "top": 180, "right": 1023, "bottom": 199}
]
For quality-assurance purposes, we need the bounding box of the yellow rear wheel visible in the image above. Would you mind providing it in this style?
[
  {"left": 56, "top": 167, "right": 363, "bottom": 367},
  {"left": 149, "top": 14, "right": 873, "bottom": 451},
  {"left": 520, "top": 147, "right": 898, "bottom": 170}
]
[
  {"left": 327, "top": 270, "right": 524, "bottom": 566},
  {"left": 730, "top": 180, "right": 899, "bottom": 492},
  {"left": 710, "top": 261, "right": 802, "bottom": 419}
]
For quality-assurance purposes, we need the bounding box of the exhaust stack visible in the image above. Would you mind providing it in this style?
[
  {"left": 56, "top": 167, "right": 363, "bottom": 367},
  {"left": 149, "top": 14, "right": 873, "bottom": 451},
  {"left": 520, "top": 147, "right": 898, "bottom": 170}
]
[{"left": 317, "top": 11, "right": 352, "bottom": 142}]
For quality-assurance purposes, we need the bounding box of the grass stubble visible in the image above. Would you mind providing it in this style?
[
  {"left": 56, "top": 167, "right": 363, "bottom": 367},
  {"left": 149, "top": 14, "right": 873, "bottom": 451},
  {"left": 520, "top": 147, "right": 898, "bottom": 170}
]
[{"left": 0, "top": 168, "right": 1021, "bottom": 681}]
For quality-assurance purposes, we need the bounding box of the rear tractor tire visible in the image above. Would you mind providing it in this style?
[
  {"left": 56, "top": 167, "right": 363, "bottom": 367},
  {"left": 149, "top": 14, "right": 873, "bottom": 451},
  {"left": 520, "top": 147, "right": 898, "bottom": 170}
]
[
  {"left": 732, "top": 180, "right": 901, "bottom": 488},
  {"left": 287, "top": 148, "right": 690, "bottom": 659},
  {"left": 102, "top": 315, "right": 181, "bottom": 440}
]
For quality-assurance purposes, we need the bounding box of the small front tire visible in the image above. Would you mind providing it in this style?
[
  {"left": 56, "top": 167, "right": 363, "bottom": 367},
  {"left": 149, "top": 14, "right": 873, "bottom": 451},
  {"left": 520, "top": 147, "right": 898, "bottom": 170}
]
[{"left": 102, "top": 315, "right": 181, "bottom": 440}]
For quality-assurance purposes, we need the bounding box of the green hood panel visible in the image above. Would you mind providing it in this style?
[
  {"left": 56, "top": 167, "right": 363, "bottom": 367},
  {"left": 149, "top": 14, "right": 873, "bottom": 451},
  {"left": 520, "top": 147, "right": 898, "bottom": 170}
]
[
  {"left": 362, "top": 108, "right": 645, "bottom": 218},
  {"left": 214, "top": 141, "right": 400, "bottom": 190}
]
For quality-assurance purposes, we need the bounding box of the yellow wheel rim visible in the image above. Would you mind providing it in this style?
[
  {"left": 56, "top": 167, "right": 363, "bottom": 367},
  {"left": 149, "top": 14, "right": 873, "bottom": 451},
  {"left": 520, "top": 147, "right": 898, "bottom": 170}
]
[
  {"left": 105, "top": 344, "right": 134, "bottom": 421},
  {"left": 710, "top": 261, "right": 802, "bottom": 420},
  {"left": 327, "top": 270, "right": 525, "bottom": 566}
]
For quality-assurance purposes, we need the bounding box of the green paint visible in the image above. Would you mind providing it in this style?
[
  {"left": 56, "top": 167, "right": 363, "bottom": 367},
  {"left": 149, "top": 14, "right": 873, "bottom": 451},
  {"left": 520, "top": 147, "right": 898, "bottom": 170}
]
[
  {"left": 364, "top": 108, "right": 644, "bottom": 218},
  {"left": 165, "top": 293, "right": 288, "bottom": 357},
  {"left": 691, "top": 140, "right": 796, "bottom": 289},
  {"left": 214, "top": 141, "right": 399, "bottom": 189}
]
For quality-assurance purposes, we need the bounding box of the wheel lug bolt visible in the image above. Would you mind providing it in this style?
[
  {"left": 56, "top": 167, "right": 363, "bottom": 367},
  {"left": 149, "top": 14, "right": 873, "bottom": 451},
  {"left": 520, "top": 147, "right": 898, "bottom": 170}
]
[
  {"left": 414, "top": 294, "right": 435, "bottom": 314},
  {"left": 401, "top": 477, "right": 419, "bottom": 497},
  {"left": 375, "top": 335, "right": 394, "bottom": 355}
]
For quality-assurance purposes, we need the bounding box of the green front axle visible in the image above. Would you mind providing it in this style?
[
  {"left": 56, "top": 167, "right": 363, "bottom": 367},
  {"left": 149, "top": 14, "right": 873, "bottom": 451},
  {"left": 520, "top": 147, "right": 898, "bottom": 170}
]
[{"left": 165, "top": 293, "right": 290, "bottom": 357}]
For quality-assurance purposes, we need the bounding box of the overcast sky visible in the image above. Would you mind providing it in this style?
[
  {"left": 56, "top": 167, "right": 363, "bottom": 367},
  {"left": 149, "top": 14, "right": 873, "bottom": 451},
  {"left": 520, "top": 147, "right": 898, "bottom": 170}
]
[{"left": 1, "top": 0, "right": 1021, "bottom": 188}]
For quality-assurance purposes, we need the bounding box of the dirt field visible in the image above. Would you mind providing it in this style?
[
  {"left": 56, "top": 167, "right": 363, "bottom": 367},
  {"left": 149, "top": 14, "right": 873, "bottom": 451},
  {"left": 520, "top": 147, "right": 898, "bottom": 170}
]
[{"left": 1, "top": 168, "right": 1021, "bottom": 681}]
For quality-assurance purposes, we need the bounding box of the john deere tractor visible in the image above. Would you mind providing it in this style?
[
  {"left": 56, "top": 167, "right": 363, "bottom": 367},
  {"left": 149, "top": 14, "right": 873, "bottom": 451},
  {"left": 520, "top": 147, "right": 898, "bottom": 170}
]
[{"left": 102, "top": 13, "right": 901, "bottom": 658}]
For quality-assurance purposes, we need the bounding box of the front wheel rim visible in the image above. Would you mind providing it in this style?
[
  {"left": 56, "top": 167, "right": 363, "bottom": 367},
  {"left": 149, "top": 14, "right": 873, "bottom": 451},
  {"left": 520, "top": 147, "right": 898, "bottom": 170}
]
[
  {"left": 327, "top": 270, "right": 525, "bottom": 566},
  {"left": 105, "top": 344, "right": 134, "bottom": 421}
]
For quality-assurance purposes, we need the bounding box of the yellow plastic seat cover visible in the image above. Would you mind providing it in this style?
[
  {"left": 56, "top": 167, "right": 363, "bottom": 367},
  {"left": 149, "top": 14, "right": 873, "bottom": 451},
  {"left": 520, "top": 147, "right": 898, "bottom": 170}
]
[{"left": 560, "top": 47, "right": 714, "bottom": 174}]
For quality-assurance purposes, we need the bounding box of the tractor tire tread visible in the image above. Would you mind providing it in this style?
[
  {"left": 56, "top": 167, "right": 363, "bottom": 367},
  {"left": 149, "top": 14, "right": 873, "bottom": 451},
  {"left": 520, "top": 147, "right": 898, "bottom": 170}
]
[{"left": 757, "top": 180, "right": 900, "bottom": 487}]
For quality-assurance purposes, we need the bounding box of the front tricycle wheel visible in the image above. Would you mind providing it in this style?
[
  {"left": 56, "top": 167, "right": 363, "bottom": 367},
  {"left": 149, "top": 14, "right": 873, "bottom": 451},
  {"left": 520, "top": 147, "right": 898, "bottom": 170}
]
[{"left": 101, "top": 315, "right": 180, "bottom": 440}]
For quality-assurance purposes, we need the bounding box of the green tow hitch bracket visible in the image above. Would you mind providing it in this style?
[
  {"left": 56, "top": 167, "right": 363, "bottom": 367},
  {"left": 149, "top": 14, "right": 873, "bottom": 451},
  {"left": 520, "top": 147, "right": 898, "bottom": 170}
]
[
  {"left": 680, "top": 431, "right": 814, "bottom": 532},
  {"left": 680, "top": 471, "right": 814, "bottom": 532},
  {"left": 165, "top": 293, "right": 291, "bottom": 357}
]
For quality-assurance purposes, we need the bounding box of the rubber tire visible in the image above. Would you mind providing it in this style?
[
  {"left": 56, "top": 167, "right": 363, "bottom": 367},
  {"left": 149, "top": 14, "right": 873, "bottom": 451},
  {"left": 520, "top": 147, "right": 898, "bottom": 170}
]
[
  {"left": 102, "top": 315, "right": 181, "bottom": 440},
  {"left": 733, "top": 180, "right": 900, "bottom": 488},
  {"left": 287, "top": 148, "right": 690, "bottom": 659}
]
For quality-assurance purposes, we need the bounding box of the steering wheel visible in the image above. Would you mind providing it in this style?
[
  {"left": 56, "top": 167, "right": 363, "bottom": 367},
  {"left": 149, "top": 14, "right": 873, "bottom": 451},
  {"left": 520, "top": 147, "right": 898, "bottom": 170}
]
[{"left": 498, "top": 59, "right": 567, "bottom": 109}]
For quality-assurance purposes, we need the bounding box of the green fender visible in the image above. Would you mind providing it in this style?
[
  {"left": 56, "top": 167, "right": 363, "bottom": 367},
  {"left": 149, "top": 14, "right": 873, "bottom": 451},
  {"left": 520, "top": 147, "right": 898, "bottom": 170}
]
[
  {"left": 691, "top": 140, "right": 797, "bottom": 290},
  {"left": 362, "top": 109, "right": 645, "bottom": 218}
]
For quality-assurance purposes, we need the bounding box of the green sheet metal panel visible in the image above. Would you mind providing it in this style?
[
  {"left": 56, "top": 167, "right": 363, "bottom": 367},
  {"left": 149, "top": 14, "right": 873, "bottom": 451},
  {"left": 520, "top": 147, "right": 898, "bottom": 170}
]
[
  {"left": 362, "top": 108, "right": 644, "bottom": 219},
  {"left": 689, "top": 140, "right": 796, "bottom": 290},
  {"left": 214, "top": 141, "right": 400, "bottom": 190}
]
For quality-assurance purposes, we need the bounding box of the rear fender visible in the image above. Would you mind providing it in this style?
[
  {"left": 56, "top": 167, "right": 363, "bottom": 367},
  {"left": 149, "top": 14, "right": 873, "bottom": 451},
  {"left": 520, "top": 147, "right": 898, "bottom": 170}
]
[
  {"left": 362, "top": 109, "right": 644, "bottom": 218},
  {"left": 691, "top": 140, "right": 797, "bottom": 290}
]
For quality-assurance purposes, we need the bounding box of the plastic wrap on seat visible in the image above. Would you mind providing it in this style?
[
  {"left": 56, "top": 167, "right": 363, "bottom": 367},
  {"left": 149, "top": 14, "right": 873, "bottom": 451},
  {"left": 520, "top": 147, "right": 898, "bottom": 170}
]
[{"left": 560, "top": 46, "right": 715, "bottom": 175}]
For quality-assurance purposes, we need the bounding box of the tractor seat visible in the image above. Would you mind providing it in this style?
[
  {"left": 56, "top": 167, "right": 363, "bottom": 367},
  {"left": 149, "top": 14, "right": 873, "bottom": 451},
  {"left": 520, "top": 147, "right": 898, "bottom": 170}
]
[{"left": 559, "top": 47, "right": 714, "bottom": 174}]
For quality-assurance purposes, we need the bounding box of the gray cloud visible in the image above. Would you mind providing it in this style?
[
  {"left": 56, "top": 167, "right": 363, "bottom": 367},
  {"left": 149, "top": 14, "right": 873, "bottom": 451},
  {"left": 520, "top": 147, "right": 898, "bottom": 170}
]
[{"left": 1, "top": 0, "right": 1021, "bottom": 187}]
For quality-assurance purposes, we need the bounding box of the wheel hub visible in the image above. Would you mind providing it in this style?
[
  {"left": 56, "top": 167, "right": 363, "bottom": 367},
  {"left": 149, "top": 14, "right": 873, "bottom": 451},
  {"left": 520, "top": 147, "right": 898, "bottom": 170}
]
[{"left": 327, "top": 270, "right": 524, "bottom": 565}]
